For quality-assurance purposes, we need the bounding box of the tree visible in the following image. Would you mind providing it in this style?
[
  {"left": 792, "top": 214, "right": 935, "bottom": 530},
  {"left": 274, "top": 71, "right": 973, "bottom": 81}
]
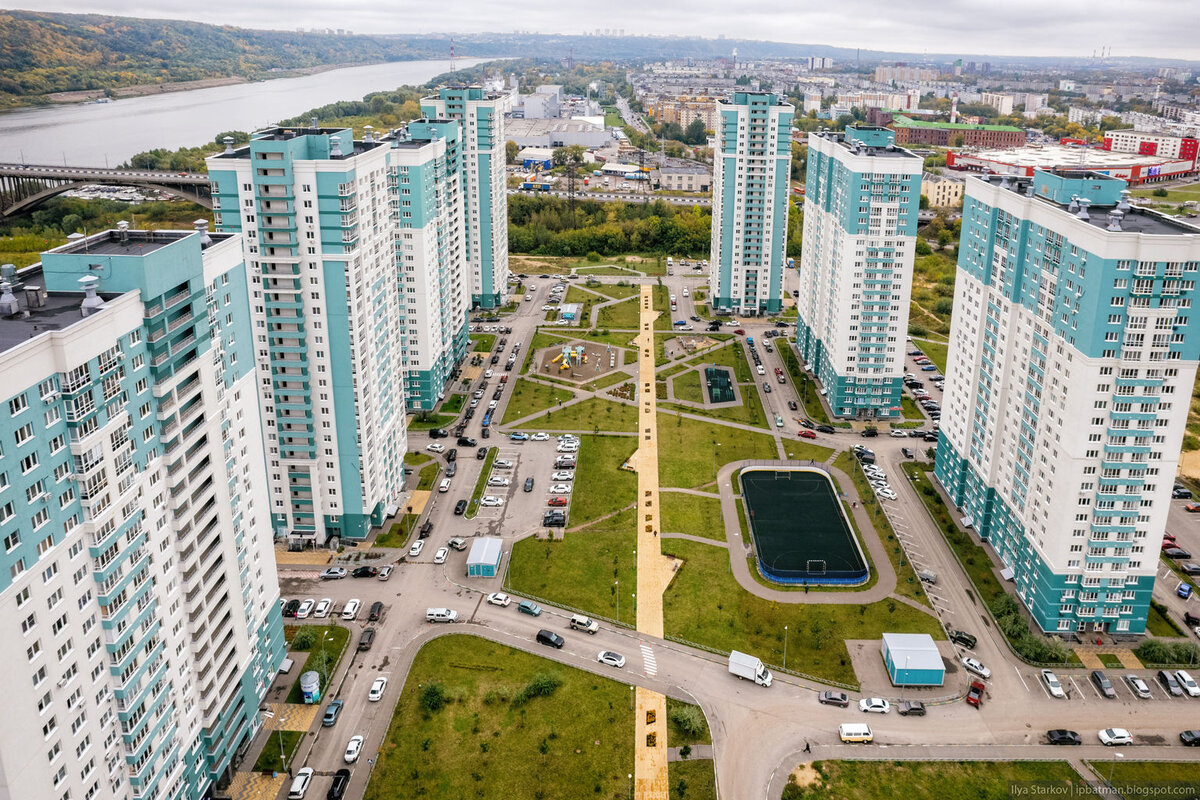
[
  {"left": 919, "top": 193, "right": 930, "bottom": 210},
  {"left": 505, "top": 140, "right": 519, "bottom": 164},
  {"left": 683, "top": 118, "right": 707, "bottom": 145}
]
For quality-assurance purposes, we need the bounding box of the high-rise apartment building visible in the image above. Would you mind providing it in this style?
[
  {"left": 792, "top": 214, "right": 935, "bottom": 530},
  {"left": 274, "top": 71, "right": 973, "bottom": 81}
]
[
  {"left": 796, "top": 127, "right": 922, "bottom": 419},
  {"left": 391, "top": 120, "right": 471, "bottom": 411},
  {"left": 421, "top": 87, "right": 510, "bottom": 310},
  {"left": 935, "top": 170, "right": 1200, "bottom": 634},
  {"left": 0, "top": 225, "right": 283, "bottom": 799},
  {"left": 709, "top": 91, "right": 794, "bottom": 316},
  {"left": 207, "top": 126, "right": 408, "bottom": 544}
]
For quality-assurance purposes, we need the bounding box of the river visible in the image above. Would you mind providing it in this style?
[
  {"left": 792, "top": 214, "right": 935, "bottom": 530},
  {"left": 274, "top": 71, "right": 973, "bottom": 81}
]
[{"left": 0, "top": 58, "right": 492, "bottom": 167}]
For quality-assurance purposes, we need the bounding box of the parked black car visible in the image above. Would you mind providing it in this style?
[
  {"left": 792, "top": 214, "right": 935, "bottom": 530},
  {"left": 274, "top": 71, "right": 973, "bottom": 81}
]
[
  {"left": 1091, "top": 670, "right": 1116, "bottom": 699},
  {"left": 327, "top": 768, "right": 350, "bottom": 800},
  {"left": 948, "top": 629, "right": 977, "bottom": 649},
  {"left": 429, "top": 428, "right": 448, "bottom": 439},
  {"left": 454, "top": 499, "right": 468, "bottom": 515},
  {"left": 457, "top": 436, "right": 477, "bottom": 447},
  {"left": 1047, "top": 730, "right": 1082, "bottom": 746},
  {"left": 282, "top": 599, "right": 300, "bottom": 618},
  {"left": 816, "top": 425, "right": 835, "bottom": 434},
  {"left": 369, "top": 601, "right": 384, "bottom": 621},
  {"left": 358, "top": 628, "right": 376, "bottom": 651},
  {"left": 477, "top": 446, "right": 488, "bottom": 459},
  {"left": 352, "top": 566, "right": 378, "bottom": 578}
]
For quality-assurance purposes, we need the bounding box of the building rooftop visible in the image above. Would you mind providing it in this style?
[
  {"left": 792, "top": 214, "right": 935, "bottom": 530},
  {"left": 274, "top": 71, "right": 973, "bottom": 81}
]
[
  {"left": 891, "top": 115, "right": 1022, "bottom": 133},
  {"left": 657, "top": 164, "right": 711, "bottom": 175},
  {"left": 505, "top": 118, "right": 606, "bottom": 138},
  {"left": 50, "top": 227, "right": 234, "bottom": 257},
  {"left": 811, "top": 128, "right": 919, "bottom": 160},
  {"left": 0, "top": 267, "right": 123, "bottom": 355},
  {"left": 986, "top": 171, "right": 1200, "bottom": 237},
  {"left": 962, "top": 143, "right": 1180, "bottom": 169}
]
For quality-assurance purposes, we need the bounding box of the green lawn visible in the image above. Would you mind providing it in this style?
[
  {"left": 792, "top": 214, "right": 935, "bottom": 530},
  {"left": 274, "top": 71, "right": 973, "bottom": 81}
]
[
  {"left": 406, "top": 451, "right": 433, "bottom": 466},
  {"left": 778, "top": 344, "right": 833, "bottom": 426},
  {"left": 671, "top": 369, "right": 705, "bottom": 403},
  {"left": 782, "top": 761, "right": 1090, "bottom": 800},
  {"left": 565, "top": 285, "right": 608, "bottom": 324},
  {"left": 415, "top": 461, "right": 441, "bottom": 492},
  {"left": 407, "top": 412, "right": 458, "bottom": 431},
  {"left": 1147, "top": 600, "right": 1185, "bottom": 637},
  {"left": 1097, "top": 653, "right": 1124, "bottom": 669},
  {"left": 509, "top": 507, "right": 638, "bottom": 625},
  {"left": 661, "top": 538, "right": 942, "bottom": 686},
  {"left": 781, "top": 442, "right": 834, "bottom": 462},
  {"left": 253, "top": 730, "right": 304, "bottom": 774},
  {"left": 364, "top": 635, "right": 635, "bottom": 800},
  {"left": 687, "top": 341, "right": 753, "bottom": 384},
  {"left": 670, "top": 759, "right": 717, "bottom": 800},
  {"left": 375, "top": 515, "right": 418, "bottom": 548},
  {"left": 517, "top": 397, "right": 638, "bottom": 433},
  {"left": 465, "top": 447, "right": 497, "bottom": 518},
  {"left": 575, "top": 265, "right": 640, "bottom": 276},
  {"left": 660, "top": 492, "right": 725, "bottom": 541},
  {"left": 916, "top": 339, "right": 949, "bottom": 374},
  {"left": 441, "top": 394, "right": 465, "bottom": 415},
  {"left": 569, "top": 434, "right": 639, "bottom": 527},
  {"left": 582, "top": 371, "right": 634, "bottom": 393},
  {"left": 597, "top": 297, "right": 642, "bottom": 328},
  {"left": 1101, "top": 761, "right": 1200, "bottom": 800},
  {"left": 656, "top": 414, "right": 778, "bottom": 489},
  {"left": 283, "top": 624, "right": 351, "bottom": 704},
  {"left": 660, "top": 384, "right": 769, "bottom": 428},
  {"left": 587, "top": 282, "right": 643, "bottom": 300},
  {"left": 502, "top": 378, "right": 576, "bottom": 424},
  {"left": 470, "top": 332, "right": 496, "bottom": 352},
  {"left": 833, "top": 453, "right": 929, "bottom": 606}
]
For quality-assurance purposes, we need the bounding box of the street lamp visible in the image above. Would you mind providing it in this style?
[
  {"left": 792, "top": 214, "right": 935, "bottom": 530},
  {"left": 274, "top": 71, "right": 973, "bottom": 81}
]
[
  {"left": 784, "top": 625, "right": 788, "bottom": 669},
  {"left": 1108, "top": 751, "right": 1124, "bottom": 786},
  {"left": 629, "top": 773, "right": 634, "bottom": 800},
  {"left": 615, "top": 579, "right": 619, "bottom": 622}
]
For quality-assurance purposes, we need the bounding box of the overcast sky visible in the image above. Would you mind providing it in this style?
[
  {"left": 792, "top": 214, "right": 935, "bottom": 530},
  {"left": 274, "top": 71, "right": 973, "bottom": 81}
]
[{"left": 29, "top": 1, "right": 1200, "bottom": 60}]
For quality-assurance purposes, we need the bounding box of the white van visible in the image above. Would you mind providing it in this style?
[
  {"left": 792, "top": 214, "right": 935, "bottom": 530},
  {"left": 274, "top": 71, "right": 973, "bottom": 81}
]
[
  {"left": 341, "top": 599, "right": 361, "bottom": 620},
  {"left": 438, "top": 478, "right": 452, "bottom": 493},
  {"left": 839, "top": 723, "right": 873, "bottom": 743},
  {"left": 426, "top": 607, "right": 459, "bottom": 623},
  {"left": 287, "top": 767, "right": 314, "bottom": 798},
  {"left": 569, "top": 614, "right": 599, "bottom": 634}
]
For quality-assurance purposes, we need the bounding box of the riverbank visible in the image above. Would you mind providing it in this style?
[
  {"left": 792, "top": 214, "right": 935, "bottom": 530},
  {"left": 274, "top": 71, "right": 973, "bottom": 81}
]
[{"left": 38, "top": 62, "right": 387, "bottom": 107}]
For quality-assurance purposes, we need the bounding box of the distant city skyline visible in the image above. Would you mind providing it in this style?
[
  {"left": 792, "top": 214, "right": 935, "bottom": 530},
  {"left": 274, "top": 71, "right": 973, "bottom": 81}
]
[{"left": 21, "top": 1, "right": 1200, "bottom": 61}]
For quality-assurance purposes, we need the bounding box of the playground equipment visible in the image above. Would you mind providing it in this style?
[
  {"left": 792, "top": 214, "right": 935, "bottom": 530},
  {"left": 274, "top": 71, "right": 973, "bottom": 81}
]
[{"left": 550, "top": 345, "right": 587, "bottom": 370}]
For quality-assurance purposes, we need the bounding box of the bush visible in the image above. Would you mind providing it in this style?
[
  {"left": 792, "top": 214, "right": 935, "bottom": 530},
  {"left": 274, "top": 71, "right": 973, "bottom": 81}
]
[
  {"left": 512, "top": 672, "right": 563, "bottom": 706},
  {"left": 915, "top": 238, "right": 932, "bottom": 256},
  {"left": 1135, "top": 639, "right": 1200, "bottom": 665},
  {"left": 419, "top": 683, "right": 449, "bottom": 713},
  {"left": 669, "top": 704, "right": 706, "bottom": 739},
  {"left": 1153, "top": 188, "right": 1169, "bottom": 197},
  {"left": 290, "top": 627, "right": 317, "bottom": 651}
]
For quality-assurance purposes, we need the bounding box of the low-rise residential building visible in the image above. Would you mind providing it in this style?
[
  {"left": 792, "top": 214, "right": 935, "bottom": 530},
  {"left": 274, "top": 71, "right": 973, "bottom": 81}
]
[
  {"left": 922, "top": 171, "right": 965, "bottom": 207},
  {"left": 653, "top": 164, "right": 712, "bottom": 193}
]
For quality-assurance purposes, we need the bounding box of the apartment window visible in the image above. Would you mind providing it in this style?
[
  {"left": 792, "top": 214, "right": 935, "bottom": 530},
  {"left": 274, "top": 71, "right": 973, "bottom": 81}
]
[{"left": 9, "top": 394, "right": 28, "bottom": 415}]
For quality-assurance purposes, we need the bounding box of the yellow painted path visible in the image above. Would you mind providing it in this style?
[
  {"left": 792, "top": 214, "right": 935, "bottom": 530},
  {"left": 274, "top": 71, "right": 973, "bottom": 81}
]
[{"left": 633, "top": 286, "right": 673, "bottom": 800}]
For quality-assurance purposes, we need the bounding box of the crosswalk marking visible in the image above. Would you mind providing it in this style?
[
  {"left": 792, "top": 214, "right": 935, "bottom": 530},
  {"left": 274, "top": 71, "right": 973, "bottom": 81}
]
[{"left": 640, "top": 644, "right": 657, "bottom": 677}]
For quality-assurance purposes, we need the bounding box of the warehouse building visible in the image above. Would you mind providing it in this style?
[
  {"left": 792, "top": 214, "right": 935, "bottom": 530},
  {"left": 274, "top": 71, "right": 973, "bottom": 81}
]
[
  {"left": 881, "top": 633, "right": 945, "bottom": 686},
  {"left": 467, "top": 537, "right": 504, "bottom": 578}
]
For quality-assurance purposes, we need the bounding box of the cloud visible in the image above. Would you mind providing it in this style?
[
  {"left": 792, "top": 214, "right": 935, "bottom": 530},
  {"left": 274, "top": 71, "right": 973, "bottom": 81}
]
[{"left": 27, "top": 0, "right": 1200, "bottom": 59}]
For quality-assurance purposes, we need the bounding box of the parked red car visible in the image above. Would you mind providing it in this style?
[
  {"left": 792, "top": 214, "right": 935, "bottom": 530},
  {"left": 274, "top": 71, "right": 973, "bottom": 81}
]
[
  {"left": 734, "top": 329, "right": 746, "bottom": 336},
  {"left": 547, "top": 497, "right": 568, "bottom": 507},
  {"left": 966, "top": 681, "right": 986, "bottom": 708},
  {"left": 799, "top": 430, "right": 818, "bottom": 439}
]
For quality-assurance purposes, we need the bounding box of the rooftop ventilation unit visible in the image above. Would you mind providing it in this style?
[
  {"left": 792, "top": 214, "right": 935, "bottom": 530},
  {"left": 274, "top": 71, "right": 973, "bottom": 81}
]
[
  {"left": 1067, "top": 194, "right": 1080, "bottom": 212},
  {"left": 1076, "top": 198, "right": 1091, "bottom": 220},
  {"left": 1106, "top": 210, "right": 1124, "bottom": 232},
  {"left": 1117, "top": 190, "right": 1132, "bottom": 213},
  {"left": 25, "top": 285, "right": 46, "bottom": 309},
  {"left": 223, "top": 136, "right": 235, "bottom": 155},
  {"left": 78, "top": 277, "right": 104, "bottom": 317},
  {"left": 330, "top": 137, "right": 343, "bottom": 158},
  {"left": 194, "top": 219, "right": 213, "bottom": 249},
  {"left": 363, "top": 125, "right": 374, "bottom": 144},
  {"left": 0, "top": 281, "right": 18, "bottom": 315},
  {"left": 117, "top": 220, "right": 129, "bottom": 244}
]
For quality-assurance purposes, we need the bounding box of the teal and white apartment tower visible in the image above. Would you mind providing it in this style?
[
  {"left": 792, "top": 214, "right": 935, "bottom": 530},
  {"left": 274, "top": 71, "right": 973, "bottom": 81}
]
[
  {"left": 389, "top": 120, "right": 472, "bottom": 411},
  {"left": 935, "top": 169, "right": 1200, "bottom": 634},
  {"left": 0, "top": 226, "right": 284, "bottom": 800},
  {"left": 207, "top": 126, "right": 410, "bottom": 544},
  {"left": 796, "top": 126, "right": 922, "bottom": 419},
  {"left": 422, "top": 87, "right": 510, "bottom": 310},
  {"left": 709, "top": 91, "right": 794, "bottom": 316}
]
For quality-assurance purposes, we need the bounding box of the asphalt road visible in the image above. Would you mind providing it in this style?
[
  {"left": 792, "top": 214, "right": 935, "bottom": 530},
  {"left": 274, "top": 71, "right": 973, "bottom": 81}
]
[{"left": 274, "top": 275, "right": 1200, "bottom": 800}]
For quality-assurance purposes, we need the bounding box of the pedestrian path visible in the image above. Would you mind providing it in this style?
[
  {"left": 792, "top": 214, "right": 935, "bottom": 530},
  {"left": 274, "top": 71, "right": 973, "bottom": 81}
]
[
  {"left": 224, "top": 771, "right": 287, "bottom": 800},
  {"left": 641, "top": 643, "right": 658, "bottom": 677},
  {"left": 632, "top": 284, "right": 670, "bottom": 800}
]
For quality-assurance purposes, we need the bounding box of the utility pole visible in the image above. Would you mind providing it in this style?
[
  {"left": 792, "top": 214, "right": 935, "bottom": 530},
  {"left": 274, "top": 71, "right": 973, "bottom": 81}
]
[
  {"left": 566, "top": 161, "right": 577, "bottom": 228},
  {"left": 638, "top": 149, "right": 647, "bottom": 202}
]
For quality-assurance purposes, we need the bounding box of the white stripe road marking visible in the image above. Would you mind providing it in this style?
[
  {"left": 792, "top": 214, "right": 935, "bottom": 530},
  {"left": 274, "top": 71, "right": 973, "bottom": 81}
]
[
  {"left": 1013, "top": 665, "right": 1030, "bottom": 692},
  {"left": 640, "top": 644, "right": 658, "bottom": 677}
]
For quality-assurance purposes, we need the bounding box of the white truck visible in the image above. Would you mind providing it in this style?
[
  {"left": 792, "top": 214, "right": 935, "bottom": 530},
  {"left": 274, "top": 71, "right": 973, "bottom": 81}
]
[{"left": 728, "top": 650, "right": 773, "bottom": 687}]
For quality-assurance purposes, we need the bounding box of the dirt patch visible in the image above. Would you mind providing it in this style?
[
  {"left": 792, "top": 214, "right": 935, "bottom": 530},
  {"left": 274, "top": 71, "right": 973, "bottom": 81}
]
[
  {"left": 791, "top": 763, "right": 822, "bottom": 788},
  {"left": 1179, "top": 449, "right": 1200, "bottom": 481},
  {"left": 534, "top": 339, "right": 626, "bottom": 382}
]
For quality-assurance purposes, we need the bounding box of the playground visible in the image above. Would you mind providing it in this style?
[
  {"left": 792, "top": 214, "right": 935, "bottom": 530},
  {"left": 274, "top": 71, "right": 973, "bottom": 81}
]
[
  {"left": 533, "top": 339, "right": 628, "bottom": 383},
  {"left": 739, "top": 467, "right": 870, "bottom": 586}
]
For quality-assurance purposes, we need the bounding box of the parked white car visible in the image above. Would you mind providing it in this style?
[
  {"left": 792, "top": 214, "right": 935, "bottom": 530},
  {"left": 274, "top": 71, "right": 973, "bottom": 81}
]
[
  {"left": 426, "top": 443, "right": 445, "bottom": 453},
  {"left": 486, "top": 592, "right": 511, "bottom": 607},
  {"left": 1098, "top": 728, "right": 1133, "bottom": 746},
  {"left": 551, "top": 471, "right": 575, "bottom": 481},
  {"left": 344, "top": 735, "right": 364, "bottom": 763},
  {"left": 480, "top": 496, "right": 504, "bottom": 507},
  {"left": 409, "top": 540, "right": 424, "bottom": 557},
  {"left": 295, "top": 599, "right": 314, "bottom": 619},
  {"left": 531, "top": 432, "right": 551, "bottom": 441},
  {"left": 858, "top": 697, "right": 891, "bottom": 714},
  {"left": 962, "top": 656, "right": 991, "bottom": 680},
  {"left": 549, "top": 484, "right": 572, "bottom": 494},
  {"left": 487, "top": 476, "right": 510, "bottom": 486},
  {"left": 433, "top": 547, "right": 449, "bottom": 565},
  {"left": 1041, "top": 669, "right": 1066, "bottom": 699},
  {"left": 313, "top": 598, "right": 332, "bottom": 618}
]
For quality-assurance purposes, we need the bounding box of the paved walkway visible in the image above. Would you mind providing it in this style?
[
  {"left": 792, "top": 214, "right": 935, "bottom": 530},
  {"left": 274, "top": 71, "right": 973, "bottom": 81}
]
[
  {"left": 667, "top": 745, "right": 714, "bottom": 762},
  {"left": 633, "top": 285, "right": 671, "bottom": 800},
  {"left": 224, "top": 771, "right": 287, "bottom": 800},
  {"left": 1071, "top": 646, "right": 1143, "bottom": 670}
]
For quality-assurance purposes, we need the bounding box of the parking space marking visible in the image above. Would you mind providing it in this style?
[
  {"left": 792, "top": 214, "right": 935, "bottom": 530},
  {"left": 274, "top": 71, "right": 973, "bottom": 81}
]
[
  {"left": 1013, "top": 665, "right": 1030, "bottom": 693},
  {"left": 1067, "top": 675, "right": 1087, "bottom": 701}
]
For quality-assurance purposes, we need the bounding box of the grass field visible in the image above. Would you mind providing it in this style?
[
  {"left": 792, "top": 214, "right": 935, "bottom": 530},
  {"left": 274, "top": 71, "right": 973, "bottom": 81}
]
[
  {"left": 587, "top": 282, "right": 643, "bottom": 300},
  {"left": 517, "top": 397, "right": 639, "bottom": 433},
  {"left": 502, "top": 378, "right": 576, "bottom": 424},
  {"left": 407, "top": 412, "right": 458, "bottom": 431},
  {"left": 687, "top": 341, "right": 753, "bottom": 384},
  {"left": 364, "top": 635, "right": 635, "bottom": 800},
  {"left": 660, "top": 384, "right": 769, "bottom": 428},
  {"left": 374, "top": 515, "right": 417, "bottom": 548},
  {"left": 441, "top": 394, "right": 465, "bottom": 415},
  {"left": 283, "top": 624, "right": 351, "bottom": 704},
  {"left": 415, "top": 461, "right": 441, "bottom": 492},
  {"left": 781, "top": 760, "right": 1089, "bottom": 800},
  {"left": 660, "top": 492, "right": 725, "bottom": 540},
  {"left": 471, "top": 332, "right": 497, "bottom": 352},
  {"left": 915, "top": 338, "right": 949, "bottom": 374},
  {"left": 568, "top": 434, "right": 639, "bottom": 527},
  {"left": 656, "top": 414, "right": 778, "bottom": 489},
  {"left": 1100, "top": 761, "right": 1200, "bottom": 800},
  {"left": 597, "top": 297, "right": 642, "bottom": 328},
  {"left": 778, "top": 344, "right": 834, "bottom": 427},
  {"left": 672, "top": 369, "right": 706, "bottom": 403},
  {"left": 670, "top": 759, "right": 717, "bottom": 800},
  {"left": 781, "top": 442, "right": 834, "bottom": 462},
  {"left": 465, "top": 447, "right": 498, "bottom": 518},
  {"left": 509, "top": 506, "right": 638, "bottom": 625},
  {"left": 254, "top": 729, "right": 304, "bottom": 774},
  {"left": 661, "top": 538, "right": 942, "bottom": 686}
]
